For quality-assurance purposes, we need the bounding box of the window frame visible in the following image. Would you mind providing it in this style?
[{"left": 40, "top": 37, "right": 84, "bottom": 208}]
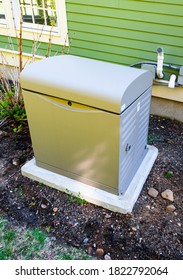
[
  {"left": 18, "top": 0, "right": 58, "bottom": 32},
  {"left": 0, "top": 0, "right": 7, "bottom": 26},
  {"left": 0, "top": 0, "right": 69, "bottom": 45}
]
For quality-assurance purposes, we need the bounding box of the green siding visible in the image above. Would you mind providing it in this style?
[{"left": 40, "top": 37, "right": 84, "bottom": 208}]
[
  {"left": 0, "top": 35, "right": 64, "bottom": 57},
  {"left": 0, "top": 0, "right": 183, "bottom": 69},
  {"left": 66, "top": 0, "right": 183, "bottom": 67}
]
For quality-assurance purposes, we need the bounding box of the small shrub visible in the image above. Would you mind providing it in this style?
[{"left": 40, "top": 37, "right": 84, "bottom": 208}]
[
  {"left": 148, "top": 134, "right": 155, "bottom": 145},
  {"left": 66, "top": 189, "right": 87, "bottom": 204},
  {"left": 0, "top": 84, "right": 26, "bottom": 130},
  {"left": 148, "top": 133, "right": 163, "bottom": 145},
  {"left": 164, "top": 170, "right": 174, "bottom": 179}
]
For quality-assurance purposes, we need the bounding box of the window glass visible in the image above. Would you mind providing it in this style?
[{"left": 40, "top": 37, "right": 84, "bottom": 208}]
[
  {"left": 0, "top": 0, "right": 5, "bottom": 19},
  {"left": 19, "top": 0, "right": 57, "bottom": 27}
]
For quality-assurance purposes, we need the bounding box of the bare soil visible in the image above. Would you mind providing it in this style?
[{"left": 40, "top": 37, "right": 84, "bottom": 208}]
[{"left": 0, "top": 115, "right": 183, "bottom": 260}]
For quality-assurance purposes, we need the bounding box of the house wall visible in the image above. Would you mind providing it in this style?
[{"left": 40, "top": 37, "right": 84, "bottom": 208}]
[
  {"left": 0, "top": 0, "right": 183, "bottom": 68},
  {"left": 66, "top": 0, "right": 183, "bottom": 68}
]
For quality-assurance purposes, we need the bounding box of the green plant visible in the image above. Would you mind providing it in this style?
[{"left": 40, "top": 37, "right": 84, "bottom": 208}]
[
  {"left": 0, "top": 80, "right": 26, "bottom": 128},
  {"left": 167, "top": 139, "right": 173, "bottom": 144},
  {"left": 148, "top": 134, "right": 155, "bottom": 145},
  {"left": 0, "top": 10, "right": 26, "bottom": 131},
  {"left": 164, "top": 170, "right": 174, "bottom": 179},
  {"left": 148, "top": 133, "right": 163, "bottom": 145},
  {"left": 66, "top": 189, "right": 87, "bottom": 204},
  {"left": 0, "top": 219, "right": 17, "bottom": 260},
  {"left": 55, "top": 248, "right": 91, "bottom": 260},
  {"left": 0, "top": 217, "right": 94, "bottom": 260},
  {"left": 0, "top": 218, "right": 47, "bottom": 260},
  {"left": 18, "top": 228, "right": 47, "bottom": 259}
]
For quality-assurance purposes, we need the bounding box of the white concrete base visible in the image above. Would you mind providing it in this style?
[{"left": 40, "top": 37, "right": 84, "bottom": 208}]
[{"left": 21, "top": 145, "right": 158, "bottom": 214}]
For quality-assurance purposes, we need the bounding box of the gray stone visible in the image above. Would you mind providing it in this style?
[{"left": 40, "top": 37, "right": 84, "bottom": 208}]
[
  {"left": 41, "top": 204, "right": 47, "bottom": 209},
  {"left": 87, "top": 247, "right": 93, "bottom": 255},
  {"left": 148, "top": 187, "right": 159, "bottom": 198},
  {"left": 166, "top": 204, "right": 176, "bottom": 212},
  {"left": 161, "top": 189, "right": 174, "bottom": 202},
  {"left": 104, "top": 254, "right": 111, "bottom": 260},
  {"left": 83, "top": 238, "right": 89, "bottom": 244},
  {"left": 0, "top": 130, "right": 8, "bottom": 137},
  {"left": 12, "top": 158, "right": 20, "bottom": 166}
]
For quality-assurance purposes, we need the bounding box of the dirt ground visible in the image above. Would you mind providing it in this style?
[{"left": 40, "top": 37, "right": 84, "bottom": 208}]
[{"left": 0, "top": 115, "right": 183, "bottom": 260}]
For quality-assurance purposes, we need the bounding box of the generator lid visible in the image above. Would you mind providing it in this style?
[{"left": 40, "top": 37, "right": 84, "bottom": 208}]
[{"left": 21, "top": 55, "right": 153, "bottom": 114}]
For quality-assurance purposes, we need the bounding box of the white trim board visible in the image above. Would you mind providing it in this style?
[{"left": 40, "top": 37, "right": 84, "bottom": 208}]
[{"left": 21, "top": 145, "right": 158, "bottom": 214}]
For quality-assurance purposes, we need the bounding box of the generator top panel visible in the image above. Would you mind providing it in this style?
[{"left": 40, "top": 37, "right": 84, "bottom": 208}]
[{"left": 21, "top": 55, "right": 153, "bottom": 114}]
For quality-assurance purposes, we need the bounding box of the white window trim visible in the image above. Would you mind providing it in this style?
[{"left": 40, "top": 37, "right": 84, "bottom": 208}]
[
  {"left": 0, "top": 0, "right": 69, "bottom": 46},
  {"left": 0, "top": 0, "right": 8, "bottom": 26},
  {"left": 0, "top": 0, "right": 6, "bottom": 25}
]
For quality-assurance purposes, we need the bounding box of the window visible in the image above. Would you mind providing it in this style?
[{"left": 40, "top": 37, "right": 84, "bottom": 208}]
[
  {"left": 0, "top": 0, "right": 68, "bottom": 45},
  {"left": 0, "top": 0, "right": 6, "bottom": 25},
  {"left": 0, "top": 0, "right": 5, "bottom": 19},
  {"left": 19, "top": 0, "right": 57, "bottom": 27}
]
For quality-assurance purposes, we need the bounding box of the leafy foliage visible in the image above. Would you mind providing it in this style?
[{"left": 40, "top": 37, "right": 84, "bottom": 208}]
[
  {"left": 0, "top": 84, "right": 26, "bottom": 131},
  {"left": 66, "top": 189, "right": 87, "bottom": 204},
  {"left": 164, "top": 170, "right": 174, "bottom": 179}
]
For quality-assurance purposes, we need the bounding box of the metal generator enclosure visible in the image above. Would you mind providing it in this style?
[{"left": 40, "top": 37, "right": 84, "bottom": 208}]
[{"left": 21, "top": 55, "right": 153, "bottom": 195}]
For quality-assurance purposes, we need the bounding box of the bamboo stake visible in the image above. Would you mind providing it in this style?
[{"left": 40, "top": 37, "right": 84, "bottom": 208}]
[{"left": 19, "top": 12, "right": 23, "bottom": 73}]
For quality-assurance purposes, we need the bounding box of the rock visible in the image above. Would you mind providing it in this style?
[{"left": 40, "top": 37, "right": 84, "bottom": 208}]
[
  {"left": 12, "top": 158, "right": 20, "bottom": 166},
  {"left": 104, "top": 254, "right": 111, "bottom": 260},
  {"left": 41, "top": 204, "right": 47, "bottom": 209},
  {"left": 96, "top": 248, "right": 104, "bottom": 257},
  {"left": 83, "top": 238, "right": 89, "bottom": 244},
  {"left": 126, "top": 212, "right": 133, "bottom": 217},
  {"left": 87, "top": 247, "right": 93, "bottom": 255},
  {"left": 166, "top": 204, "right": 176, "bottom": 212},
  {"left": 105, "top": 214, "right": 112, "bottom": 219},
  {"left": 148, "top": 187, "right": 159, "bottom": 198},
  {"left": 161, "top": 189, "right": 174, "bottom": 202},
  {"left": 51, "top": 236, "right": 56, "bottom": 242},
  {"left": 0, "top": 130, "right": 7, "bottom": 137}
]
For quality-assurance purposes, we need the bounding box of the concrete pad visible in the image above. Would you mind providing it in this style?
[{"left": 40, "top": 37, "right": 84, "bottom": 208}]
[{"left": 21, "top": 145, "right": 158, "bottom": 214}]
